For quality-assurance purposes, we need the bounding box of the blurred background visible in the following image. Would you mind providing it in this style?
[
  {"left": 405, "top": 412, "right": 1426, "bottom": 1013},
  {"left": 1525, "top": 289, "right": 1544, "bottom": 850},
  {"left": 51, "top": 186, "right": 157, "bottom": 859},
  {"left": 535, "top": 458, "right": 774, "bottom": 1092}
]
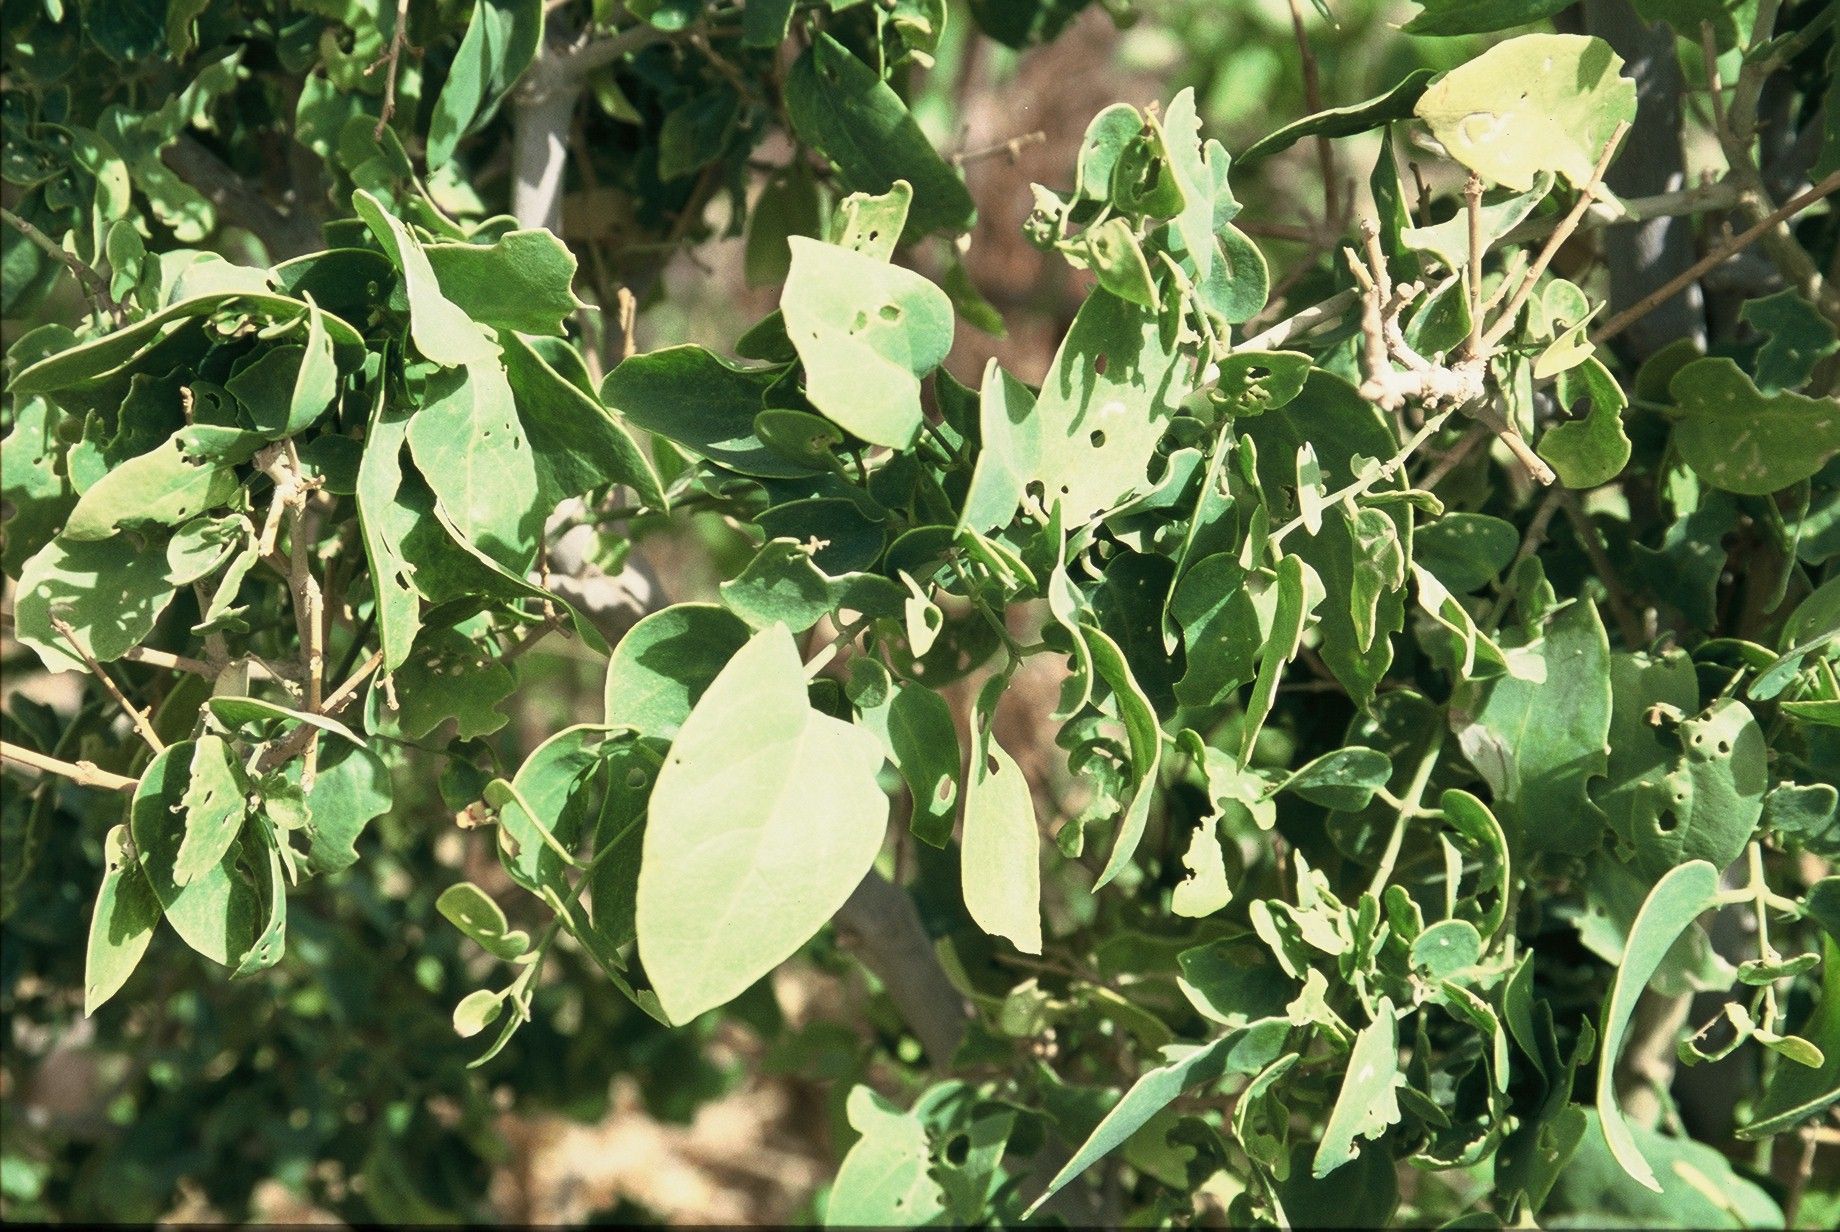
[{"left": 1, "top": 0, "right": 1501, "bottom": 1221}]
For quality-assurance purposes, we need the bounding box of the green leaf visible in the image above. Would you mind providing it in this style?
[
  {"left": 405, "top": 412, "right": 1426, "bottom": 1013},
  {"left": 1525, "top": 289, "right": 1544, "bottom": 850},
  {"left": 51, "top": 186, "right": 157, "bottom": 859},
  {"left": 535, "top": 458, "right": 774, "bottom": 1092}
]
[
  {"left": 407, "top": 360, "right": 543, "bottom": 572},
  {"left": 746, "top": 165, "right": 825, "bottom": 287},
  {"left": 1594, "top": 860, "right": 1721, "bottom": 1192},
  {"left": 602, "top": 345, "right": 814, "bottom": 478},
  {"left": 824, "top": 1086, "right": 948, "bottom": 1226},
  {"left": 1242, "top": 70, "right": 1436, "bottom": 164},
  {"left": 12, "top": 534, "right": 181, "bottom": 673},
  {"left": 353, "top": 189, "right": 499, "bottom": 367},
  {"left": 1741, "top": 934, "right": 1840, "bottom": 1138},
  {"left": 1669, "top": 357, "right": 1840, "bottom": 495},
  {"left": 64, "top": 431, "right": 243, "bottom": 541},
  {"left": 1456, "top": 600, "right": 1612, "bottom": 856},
  {"left": 1024, "top": 1034, "right": 1243, "bottom": 1217},
  {"left": 1415, "top": 34, "right": 1635, "bottom": 191},
  {"left": 1171, "top": 818, "right": 1232, "bottom": 918},
  {"left": 387, "top": 627, "right": 514, "bottom": 742},
  {"left": 355, "top": 390, "right": 423, "bottom": 670},
  {"left": 11, "top": 290, "right": 363, "bottom": 401},
  {"left": 1086, "top": 622, "right": 1166, "bottom": 889},
  {"left": 426, "top": 0, "right": 542, "bottom": 169},
  {"left": 84, "top": 824, "right": 161, "bottom": 1015},
  {"left": 958, "top": 360, "right": 1039, "bottom": 534},
  {"left": 1209, "top": 351, "right": 1311, "bottom": 418},
  {"left": 1548, "top": 1107, "right": 1778, "bottom": 1226},
  {"left": 1279, "top": 747, "right": 1394, "bottom": 812},
  {"left": 493, "top": 724, "right": 620, "bottom": 896},
  {"left": 850, "top": 659, "right": 962, "bottom": 848},
  {"left": 1416, "top": 512, "right": 1517, "bottom": 593},
  {"left": 603, "top": 604, "right": 752, "bottom": 739},
  {"left": 1541, "top": 356, "right": 1631, "bottom": 489},
  {"left": 300, "top": 743, "right": 392, "bottom": 876},
  {"left": 1315, "top": 996, "right": 1404, "bottom": 1177},
  {"left": 1, "top": 398, "right": 76, "bottom": 576},
  {"left": 1022, "top": 290, "right": 1187, "bottom": 526},
  {"left": 961, "top": 733, "right": 1042, "bottom": 954},
  {"left": 784, "top": 35, "right": 976, "bottom": 239},
  {"left": 132, "top": 741, "right": 260, "bottom": 968},
  {"left": 781, "top": 236, "right": 955, "bottom": 448},
  {"left": 173, "top": 735, "right": 250, "bottom": 888},
  {"left": 230, "top": 813, "right": 289, "bottom": 977},
  {"left": 658, "top": 89, "right": 741, "bottom": 181},
  {"left": 829, "top": 181, "right": 913, "bottom": 261},
  {"left": 1075, "top": 217, "right": 1159, "bottom": 308},
  {"left": 1741, "top": 291, "right": 1840, "bottom": 394},
  {"left": 717, "top": 539, "right": 903, "bottom": 633},
  {"left": 223, "top": 299, "right": 340, "bottom": 438},
  {"left": 635, "top": 624, "right": 888, "bottom": 1023},
  {"left": 426, "top": 230, "right": 585, "bottom": 337},
  {"left": 1403, "top": 0, "right": 1574, "bottom": 36},
  {"left": 207, "top": 695, "right": 365, "bottom": 747},
  {"left": 437, "top": 882, "right": 531, "bottom": 961},
  {"left": 502, "top": 332, "right": 664, "bottom": 509}
]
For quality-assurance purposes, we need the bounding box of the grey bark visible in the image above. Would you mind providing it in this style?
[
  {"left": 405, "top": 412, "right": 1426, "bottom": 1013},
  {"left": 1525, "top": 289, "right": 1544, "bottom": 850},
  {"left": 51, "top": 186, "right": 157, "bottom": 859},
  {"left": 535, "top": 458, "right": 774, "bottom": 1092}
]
[
  {"left": 832, "top": 868, "right": 971, "bottom": 1067},
  {"left": 1583, "top": 0, "right": 1705, "bottom": 362},
  {"left": 162, "top": 135, "right": 323, "bottom": 261}
]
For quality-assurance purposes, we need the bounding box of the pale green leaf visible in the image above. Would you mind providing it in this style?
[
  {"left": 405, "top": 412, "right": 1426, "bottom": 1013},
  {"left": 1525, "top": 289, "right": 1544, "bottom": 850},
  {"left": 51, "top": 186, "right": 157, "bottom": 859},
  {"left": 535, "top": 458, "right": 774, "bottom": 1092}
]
[
  {"left": 407, "top": 359, "right": 543, "bottom": 572},
  {"left": 1594, "top": 860, "right": 1721, "bottom": 1192},
  {"left": 437, "top": 882, "right": 531, "bottom": 961},
  {"left": 1415, "top": 34, "right": 1635, "bottom": 190},
  {"left": 636, "top": 625, "right": 889, "bottom": 1023},
  {"left": 824, "top": 1086, "right": 948, "bottom": 1227},
  {"left": 781, "top": 237, "right": 954, "bottom": 448},
  {"left": 173, "top": 734, "right": 250, "bottom": 888},
  {"left": 85, "top": 823, "right": 161, "bottom": 1015},
  {"left": 353, "top": 189, "right": 499, "bottom": 366},
  {"left": 603, "top": 604, "right": 752, "bottom": 739},
  {"left": 961, "top": 734, "right": 1042, "bottom": 954},
  {"left": 1314, "top": 997, "right": 1404, "bottom": 1177}
]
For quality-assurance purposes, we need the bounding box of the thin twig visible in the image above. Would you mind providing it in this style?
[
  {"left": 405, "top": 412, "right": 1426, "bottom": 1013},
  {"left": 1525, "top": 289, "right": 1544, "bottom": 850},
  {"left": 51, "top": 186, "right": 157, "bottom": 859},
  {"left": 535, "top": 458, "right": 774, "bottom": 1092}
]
[
  {"left": 0, "top": 740, "right": 138, "bottom": 793},
  {"left": 951, "top": 130, "right": 1047, "bottom": 168},
  {"left": 1462, "top": 174, "right": 1485, "bottom": 359},
  {"left": 252, "top": 649, "right": 384, "bottom": 775},
  {"left": 50, "top": 617, "right": 166, "bottom": 754},
  {"left": 1, "top": 206, "right": 118, "bottom": 320},
  {"left": 1593, "top": 169, "right": 1840, "bottom": 345},
  {"left": 1238, "top": 289, "right": 1358, "bottom": 352},
  {"left": 370, "top": 0, "right": 414, "bottom": 140},
  {"left": 1556, "top": 487, "right": 1646, "bottom": 646},
  {"left": 120, "top": 645, "right": 215, "bottom": 676},
  {"left": 1285, "top": 0, "right": 1338, "bottom": 228},
  {"left": 1699, "top": 22, "right": 1729, "bottom": 141},
  {"left": 1481, "top": 122, "right": 1629, "bottom": 351}
]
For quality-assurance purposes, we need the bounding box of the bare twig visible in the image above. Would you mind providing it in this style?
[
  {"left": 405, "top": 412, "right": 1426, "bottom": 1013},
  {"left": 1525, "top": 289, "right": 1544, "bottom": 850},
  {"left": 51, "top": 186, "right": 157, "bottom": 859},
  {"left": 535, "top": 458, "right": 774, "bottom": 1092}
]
[
  {"left": 1462, "top": 174, "right": 1485, "bottom": 359},
  {"left": 1556, "top": 486, "right": 1646, "bottom": 646},
  {"left": 0, "top": 740, "right": 138, "bottom": 794},
  {"left": 369, "top": 0, "right": 414, "bottom": 140},
  {"left": 951, "top": 130, "right": 1046, "bottom": 168},
  {"left": 1, "top": 205, "right": 118, "bottom": 320},
  {"left": 1237, "top": 288, "right": 1358, "bottom": 352},
  {"left": 1285, "top": 0, "right": 1339, "bottom": 228},
  {"left": 50, "top": 617, "right": 165, "bottom": 754},
  {"left": 1482, "top": 122, "right": 1629, "bottom": 351},
  {"left": 1593, "top": 169, "right": 1840, "bottom": 345},
  {"left": 252, "top": 649, "right": 384, "bottom": 776},
  {"left": 120, "top": 645, "right": 215, "bottom": 676}
]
